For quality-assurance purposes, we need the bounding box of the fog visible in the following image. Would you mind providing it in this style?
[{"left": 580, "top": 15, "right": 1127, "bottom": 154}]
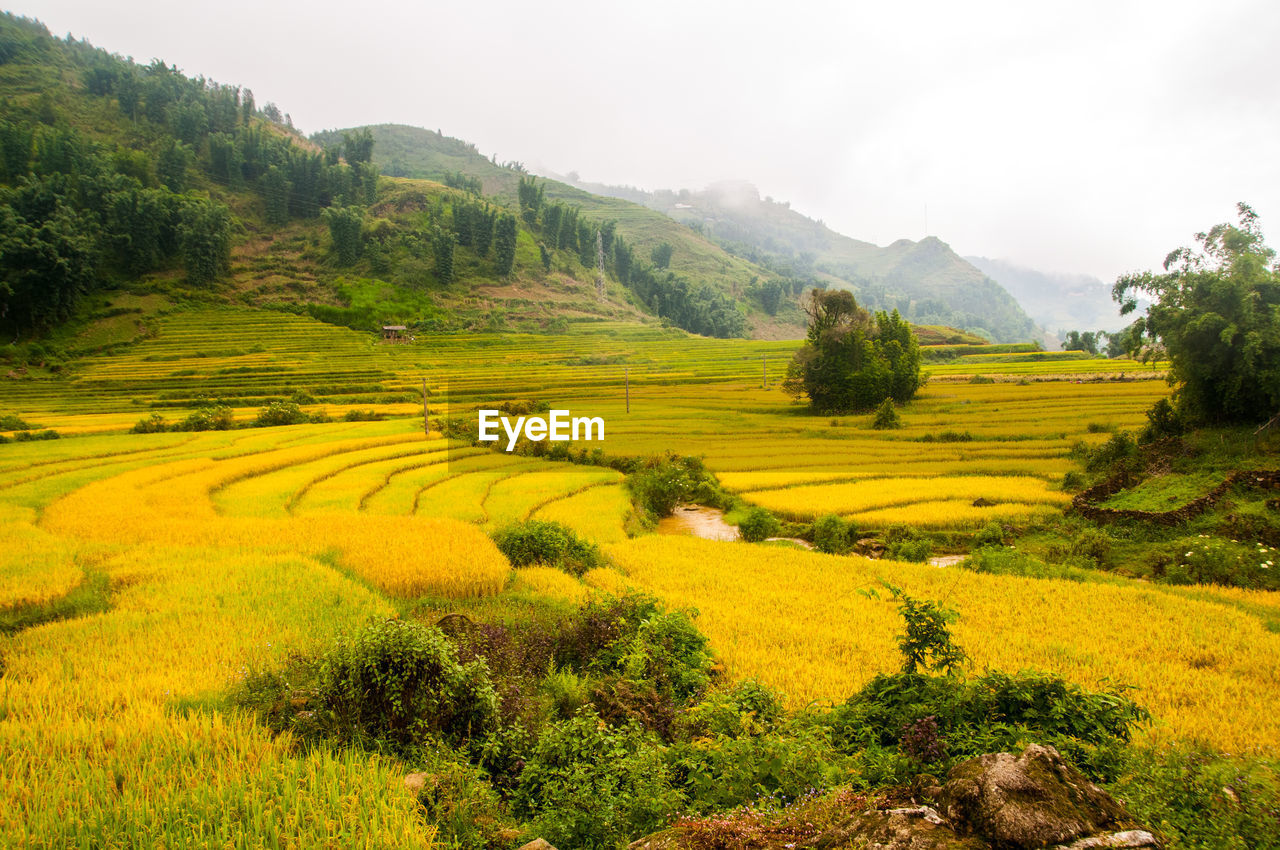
[{"left": 14, "top": 0, "right": 1280, "bottom": 282}]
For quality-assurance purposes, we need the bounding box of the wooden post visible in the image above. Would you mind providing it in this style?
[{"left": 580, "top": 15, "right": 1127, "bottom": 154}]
[
  {"left": 427, "top": 378, "right": 437, "bottom": 437},
  {"left": 625, "top": 366, "right": 630, "bottom": 414}
]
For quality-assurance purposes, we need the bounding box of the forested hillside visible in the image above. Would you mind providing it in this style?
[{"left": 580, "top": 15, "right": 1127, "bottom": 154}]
[{"left": 0, "top": 14, "right": 808, "bottom": 366}]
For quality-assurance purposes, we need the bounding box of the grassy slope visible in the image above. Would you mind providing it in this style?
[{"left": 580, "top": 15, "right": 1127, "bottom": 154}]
[{"left": 312, "top": 124, "right": 807, "bottom": 335}]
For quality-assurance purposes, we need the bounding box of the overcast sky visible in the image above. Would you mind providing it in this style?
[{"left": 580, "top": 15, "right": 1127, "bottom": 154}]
[{"left": 12, "top": 0, "right": 1280, "bottom": 281}]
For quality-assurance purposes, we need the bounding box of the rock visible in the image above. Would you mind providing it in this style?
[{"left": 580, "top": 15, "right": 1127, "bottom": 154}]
[
  {"left": 936, "top": 744, "right": 1134, "bottom": 849},
  {"left": 972, "top": 497, "right": 997, "bottom": 507},
  {"left": 402, "top": 771, "right": 428, "bottom": 793},
  {"left": 517, "top": 840, "right": 558, "bottom": 850},
  {"left": 810, "top": 806, "right": 990, "bottom": 849},
  {"left": 857, "top": 537, "right": 887, "bottom": 558},
  {"left": 1051, "top": 830, "right": 1160, "bottom": 849}
]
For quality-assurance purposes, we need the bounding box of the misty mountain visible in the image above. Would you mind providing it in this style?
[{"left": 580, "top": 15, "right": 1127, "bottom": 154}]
[
  {"left": 964, "top": 257, "right": 1137, "bottom": 335},
  {"left": 565, "top": 179, "right": 1038, "bottom": 343},
  {"left": 335, "top": 126, "right": 1037, "bottom": 342}
]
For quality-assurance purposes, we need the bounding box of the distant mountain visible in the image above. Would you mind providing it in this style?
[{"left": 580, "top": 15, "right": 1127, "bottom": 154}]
[
  {"left": 964, "top": 257, "right": 1139, "bottom": 336},
  {"left": 564, "top": 179, "right": 1038, "bottom": 343}
]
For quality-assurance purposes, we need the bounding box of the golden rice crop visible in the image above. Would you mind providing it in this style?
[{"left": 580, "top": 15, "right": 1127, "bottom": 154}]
[
  {"left": 483, "top": 467, "right": 623, "bottom": 529},
  {"left": 607, "top": 535, "right": 1280, "bottom": 755},
  {"left": 582, "top": 567, "right": 636, "bottom": 596},
  {"left": 0, "top": 543, "right": 435, "bottom": 847},
  {"left": 742, "top": 475, "right": 1069, "bottom": 521},
  {"left": 851, "top": 498, "right": 1063, "bottom": 528},
  {"left": 513, "top": 566, "right": 589, "bottom": 605},
  {"left": 532, "top": 483, "right": 633, "bottom": 545}
]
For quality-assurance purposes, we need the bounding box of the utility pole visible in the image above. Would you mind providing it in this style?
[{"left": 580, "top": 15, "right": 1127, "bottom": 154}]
[
  {"left": 427, "top": 378, "right": 437, "bottom": 437},
  {"left": 625, "top": 366, "right": 630, "bottom": 414}
]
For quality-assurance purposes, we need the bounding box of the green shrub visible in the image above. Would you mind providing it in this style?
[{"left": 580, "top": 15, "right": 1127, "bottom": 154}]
[
  {"left": 514, "top": 709, "right": 681, "bottom": 850},
  {"left": 812, "top": 514, "right": 856, "bottom": 554},
  {"left": 670, "top": 720, "right": 847, "bottom": 813},
  {"left": 831, "top": 668, "right": 1148, "bottom": 782},
  {"left": 0, "top": 414, "right": 33, "bottom": 430},
  {"left": 237, "top": 619, "right": 497, "bottom": 754},
  {"left": 961, "top": 546, "right": 1095, "bottom": 583},
  {"left": 1140, "top": 397, "right": 1185, "bottom": 443},
  {"left": 342, "top": 409, "right": 384, "bottom": 422},
  {"left": 973, "top": 521, "right": 1004, "bottom": 547},
  {"left": 683, "top": 679, "right": 784, "bottom": 739},
  {"left": 626, "top": 454, "right": 720, "bottom": 518},
  {"left": 410, "top": 745, "right": 516, "bottom": 850},
  {"left": 491, "top": 520, "right": 603, "bottom": 576},
  {"left": 253, "top": 400, "right": 309, "bottom": 427},
  {"left": 1062, "top": 470, "right": 1086, "bottom": 490},
  {"left": 131, "top": 413, "right": 168, "bottom": 434},
  {"left": 1162, "top": 535, "right": 1279, "bottom": 590},
  {"left": 1113, "top": 745, "right": 1280, "bottom": 849},
  {"left": 176, "top": 405, "right": 233, "bottom": 431},
  {"left": 884, "top": 526, "right": 932, "bottom": 562},
  {"left": 871, "top": 397, "right": 901, "bottom": 429},
  {"left": 737, "top": 506, "right": 780, "bottom": 542},
  {"left": 1069, "top": 527, "right": 1113, "bottom": 566}
]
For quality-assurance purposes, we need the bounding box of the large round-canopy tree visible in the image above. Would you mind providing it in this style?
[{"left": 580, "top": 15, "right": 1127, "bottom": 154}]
[
  {"left": 1113, "top": 203, "right": 1280, "bottom": 426},
  {"left": 783, "top": 288, "right": 922, "bottom": 414}
]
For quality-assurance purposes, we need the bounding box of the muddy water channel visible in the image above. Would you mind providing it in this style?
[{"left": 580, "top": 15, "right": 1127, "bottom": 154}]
[
  {"left": 658, "top": 504, "right": 962, "bottom": 566},
  {"left": 657, "top": 505, "right": 740, "bottom": 541}
]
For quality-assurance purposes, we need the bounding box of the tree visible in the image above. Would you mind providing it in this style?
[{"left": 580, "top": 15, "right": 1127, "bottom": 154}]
[
  {"left": 432, "top": 226, "right": 455, "bottom": 284},
  {"left": 322, "top": 205, "right": 363, "bottom": 266},
  {"left": 1062, "top": 330, "right": 1100, "bottom": 354},
  {"left": 1113, "top": 203, "right": 1280, "bottom": 425},
  {"left": 494, "top": 214, "right": 517, "bottom": 277},
  {"left": 342, "top": 128, "right": 374, "bottom": 165},
  {"left": 651, "top": 241, "right": 673, "bottom": 269},
  {"left": 177, "top": 198, "right": 233, "bottom": 285},
  {"left": 783, "top": 289, "right": 922, "bottom": 414}
]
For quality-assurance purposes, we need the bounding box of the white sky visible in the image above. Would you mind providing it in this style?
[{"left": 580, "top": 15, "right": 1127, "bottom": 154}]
[{"left": 13, "top": 0, "right": 1280, "bottom": 281}]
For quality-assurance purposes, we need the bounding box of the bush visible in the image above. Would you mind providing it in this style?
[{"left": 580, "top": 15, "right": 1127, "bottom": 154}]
[
  {"left": 1162, "top": 535, "right": 1279, "bottom": 590},
  {"left": 871, "top": 397, "right": 901, "bottom": 429},
  {"left": 831, "top": 668, "right": 1148, "bottom": 782},
  {"left": 1113, "top": 745, "right": 1280, "bottom": 849},
  {"left": 683, "top": 679, "right": 784, "bottom": 739},
  {"left": 884, "top": 526, "right": 932, "bottom": 562},
  {"left": 812, "top": 514, "right": 857, "bottom": 554},
  {"left": 342, "top": 409, "right": 384, "bottom": 422},
  {"left": 1140, "top": 397, "right": 1186, "bottom": 442},
  {"left": 490, "top": 520, "right": 603, "bottom": 576},
  {"left": 670, "top": 719, "right": 847, "bottom": 813},
  {"left": 1069, "top": 527, "right": 1112, "bottom": 566},
  {"left": 960, "top": 546, "right": 1096, "bottom": 583},
  {"left": 626, "top": 454, "right": 720, "bottom": 518},
  {"left": 237, "top": 618, "right": 497, "bottom": 754},
  {"left": 737, "top": 506, "right": 780, "bottom": 542},
  {"left": 176, "top": 405, "right": 233, "bottom": 431},
  {"left": 973, "top": 521, "right": 1005, "bottom": 547},
  {"left": 253, "top": 400, "right": 309, "bottom": 427},
  {"left": 513, "top": 710, "right": 681, "bottom": 850},
  {"left": 132, "top": 413, "right": 168, "bottom": 434}
]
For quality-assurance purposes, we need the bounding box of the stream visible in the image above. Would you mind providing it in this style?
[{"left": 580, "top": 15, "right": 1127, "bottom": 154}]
[{"left": 658, "top": 504, "right": 962, "bottom": 566}]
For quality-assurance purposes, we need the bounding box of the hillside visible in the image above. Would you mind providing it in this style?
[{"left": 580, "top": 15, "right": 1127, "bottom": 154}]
[
  {"left": 0, "top": 16, "right": 805, "bottom": 361},
  {"left": 312, "top": 125, "right": 811, "bottom": 336},
  {"left": 563, "top": 178, "right": 1040, "bottom": 342}
]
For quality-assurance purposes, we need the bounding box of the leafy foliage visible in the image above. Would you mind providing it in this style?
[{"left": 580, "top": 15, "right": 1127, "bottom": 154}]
[
  {"left": 490, "top": 520, "right": 603, "bottom": 576},
  {"left": 737, "top": 506, "right": 780, "bottom": 542},
  {"left": 1114, "top": 203, "right": 1280, "bottom": 424},
  {"left": 784, "top": 289, "right": 922, "bottom": 413}
]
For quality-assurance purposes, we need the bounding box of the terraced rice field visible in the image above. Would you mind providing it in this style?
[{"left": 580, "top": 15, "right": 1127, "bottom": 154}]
[{"left": 10, "top": 308, "right": 1245, "bottom": 845}]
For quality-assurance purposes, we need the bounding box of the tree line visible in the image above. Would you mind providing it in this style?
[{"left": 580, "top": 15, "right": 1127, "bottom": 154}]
[{"left": 518, "top": 176, "right": 746, "bottom": 338}]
